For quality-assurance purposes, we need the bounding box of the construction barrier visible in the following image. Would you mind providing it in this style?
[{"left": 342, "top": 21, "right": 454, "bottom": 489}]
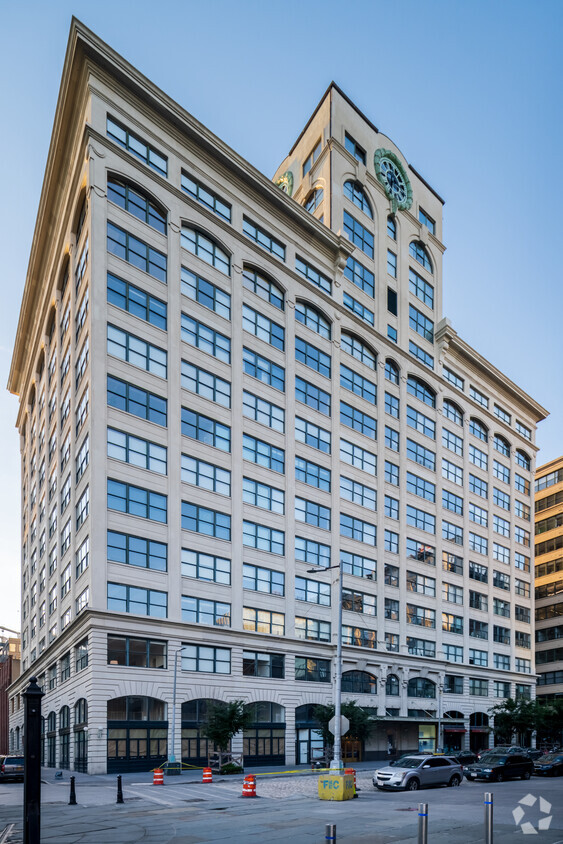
[
  {"left": 344, "top": 768, "right": 358, "bottom": 798},
  {"left": 202, "top": 767, "right": 213, "bottom": 784},
  {"left": 153, "top": 768, "right": 164, "bottom": 786},
  {"left": 241, "top": 775, "right": 257, "bottom": 797},
  {"left": 318, "top": 772, "right": 354, "bottom": 801}
]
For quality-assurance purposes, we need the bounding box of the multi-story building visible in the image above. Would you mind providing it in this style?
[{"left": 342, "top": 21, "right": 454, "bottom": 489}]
[
  {"left": 7, "top": 20, "right": 548, "bottom": 774},
  {"left": 535, "top": 456, "right": 563, "bottom": 702},
  {"left": 0, "top": 636, "right": 21, "bottom": 754}
]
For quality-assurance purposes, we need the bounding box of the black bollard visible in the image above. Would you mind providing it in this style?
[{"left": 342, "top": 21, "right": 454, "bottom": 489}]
[
  {"left": 23, "top": 676, "right": 44, "bottom": 844},
  {"left": 116, "top": 775, "right": 124, "bottom": 804},
  {"left": 69, "top": 776, "right": 77, "bottom": 805}
]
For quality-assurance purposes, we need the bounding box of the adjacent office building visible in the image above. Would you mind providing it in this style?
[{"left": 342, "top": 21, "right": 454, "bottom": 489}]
[
  {"left": 0, "top": 637, "right": 21, "bottom": 754},
  {"left": 7, "top": 20, "right": 548, "bottom": 773},
  {"left": 535, "top": 456, "right": 563, "bottom": 701}
]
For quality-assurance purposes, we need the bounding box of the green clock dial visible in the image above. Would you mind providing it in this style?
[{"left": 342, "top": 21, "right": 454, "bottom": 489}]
[{"left": 374, "top": 148, "right": 413, "bottom": 212}]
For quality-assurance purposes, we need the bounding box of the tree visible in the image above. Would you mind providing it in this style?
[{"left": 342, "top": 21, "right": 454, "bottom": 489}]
[
  {"left": 313, "top": 701, "right": 374, "bottom": 749},
  {"left": 202, "top": 700, "right": 253, "bottom": 753}
]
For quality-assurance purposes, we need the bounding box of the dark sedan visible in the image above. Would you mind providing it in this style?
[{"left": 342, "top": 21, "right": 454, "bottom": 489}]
[
  {"left": 464, "top": 753, "right": 533, "bottom": 782},
  {"left": 534, "top": 753, "right": 563, "bottom": 776},
  {"left": 454, "top": 751, "right": 478, "bottom": 766}
]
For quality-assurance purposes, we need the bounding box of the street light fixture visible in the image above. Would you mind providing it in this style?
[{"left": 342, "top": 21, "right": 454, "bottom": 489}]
[
  {"left": 308, "top": 563, "right": 344, "bottom": 771},
  {"left": 168, "top": 645, "right": 191, "bottom": 770}
]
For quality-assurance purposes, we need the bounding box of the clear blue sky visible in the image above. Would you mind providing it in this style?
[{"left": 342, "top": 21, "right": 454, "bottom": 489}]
[{"left": 1, "top": 0, "right": 562, "bottom": 633}]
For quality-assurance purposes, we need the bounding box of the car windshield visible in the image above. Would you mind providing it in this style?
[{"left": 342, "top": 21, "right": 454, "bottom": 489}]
[
  {"left": 539, "top": 754, "right": 563, "bottom": 763},
  {"left": 391, "top": 757, "right": 423, "bottom": 769},
  {"left": 483, "top": 756, "right": 506, "bottom": 765}
]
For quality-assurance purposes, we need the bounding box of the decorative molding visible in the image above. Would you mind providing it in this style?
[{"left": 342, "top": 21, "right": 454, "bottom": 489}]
[
  {"left": 275, "top": 171, "right": 294, "bottom": 197},
  {"left": 374, "top": 148, "right": 413, "bottom": 213}
]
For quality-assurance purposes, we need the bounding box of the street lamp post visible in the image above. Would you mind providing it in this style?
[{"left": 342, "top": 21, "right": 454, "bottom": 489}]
[{"left": 308, "top": 564, "right": 343, "bottom": 771}]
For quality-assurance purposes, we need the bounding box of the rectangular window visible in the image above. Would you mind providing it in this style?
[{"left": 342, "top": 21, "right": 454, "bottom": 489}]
[
  {"left": 341, "top": 401, "right": 376, "bottom": 439},
  {"left": 418, "top": 208, "right": 435, "bottom": 234},
  {"left": 407, "top": 406, "right": 435, "bottom": 439},
  {"left": 295, "top": 256, "right": 332, "bottom": 294},
  {"left": 493, "top": 459, "right": 510, "bottom": 484},
  {"left": 243, "top": 347, "right": 285, "bottom": 391},
  {"left": 243, "top": 390, "right": 284, "bottom": 432},
  {"left": 107, "top": 428, "right": 167, "bottom": 474},
  {"left": 406, "top": 539, "right": 435, "bottom": 566},
  {"left": 107, "top": 273, "right": 167, "bottom": 329},
  {"left": 107, "top": 636, "right": 167, "bottom": 669},
  {"left": 385, "top": 426, "right": 399, "bottom": 452},
  {"left": 387, "top": 249, "right": 397, "bottom": 277},
  {"left": 493, "top": 514, "right": 510, "bottom": 537},
  {"left": 385, "top": 391, "right": 400, "bottom": 418},
  {"left": 297, "top": 377, "right": 331, "bottom": 416},
  {"left": 344, "top": 256, "right": 374, "bottom": 296},
  {"left": 406, "top": 439, "right": 435, "bottom": 471},
  {"left": 443, "top": 367, "right": 464, "bottom": 390},
  {"left": 407, "top": 571, "right": 436, "bottom": 597},
  {"left": 296, "top": 576, "right": 331, "bottom": 606},
  {"left": 75, "top": 487, "right": 89, "bottom": 529},
  {"left": 442, "top": 612, "right": 463, "bottom": 634},
  {"left": 295, "top": 497, "right": 330, "bottom": 529},
  {"left": 515, "top": 526, "right": 530, "bottom": 546},
  {"left": 108, "top": 530, "right": 167, "bottom": 571},
  {"left": 409, "top": 268, "right": 434, "bottom": 308},
  {"left": 243, "top": 607, "right": 285, "bottom": 636},
  {"left": 470, "top": 386, "right": 488, "bottom": 408},
  {"left": 243, "top": 521, "right": 284, "bottom": 554},
  {"left": 409, "top": 304, "right": 434, "bottom": 342},
  {"left": 343, "top": 210, "right": 374, "bottom": 258},
  {"left": 181, "top": 315, "right": 231, "bottom": 364},
  {"left": 75, "top": 338, "right": 89, "bottom": 387},
  {"left": 443, "top": 582, "right": 463, "bottom": 604},
  {"left": 469, "top": 502, "right": 488, "bottom": 527},
  {"left": 515, "top": 500, "right": 530, "bottom": 520},
  {"left": 442, "top": 458, "right": 463, "bottom": 486},
  {"left": 516, "top": 420, "right": 532, "bottom": 441},
  {"left": 181, "top": 502, "right": 231, "bottom": 540},
  {"left": 181, "top": 407, "right": 230, "bottom": 452},
  {"left": 443, "top": 644, "right": 463, "bottom": 663},
  {"left": 341, "top": 476, "right": 376, "bottom": 510},
  {"left": 183, "top": 550, "right": 230, "bottom": 585},
  {"left": 243, "top": 651, "right": 284, "bottom": 679},
  {"left": 181, "top": 267, "right": 230, "bottom": 319},
  {"left": 342, "top": 627, "right": 377, "bottom": 649},
  {"left": 107, "top": 375, "right": 167, "bottom": 427},
  {"left": 407, "top": 604, "right": 435, "bottom": 628},
  {"left": 443, "top": 428, "right": 463, "bottom": 456},
  {"left": 303, "top": 138, "right": 322, "bottom": 174},
  {"left": 242, "top": 563, "right": 284, "bottom": 595},
  {"left": 295, "top": 457, "right": 331, "bottom": 491},
  {"left": 409, "top": 341, "right": 434, "bottom": 369},
  {"left": 407, "top": 472, "right": 436, "bottom": 502},
  {"left": 182, "top": 644, "right": 231, "bottom": 674},
  {"left": 340, "top": 364, "right": 376, "bottom": 405},
  {"left": 181, "top": 172, "right": 231, "bottom": 221},
  {"left": 295, "top": 617, "right": 331, "bottom": 642},
  {"left": 107, "top": 222, "right": 166, "bottom": 282},
  {"left": 469, "top": 649, "right": 488, "bottom": 667},
  {"left": 341, "top": 551, "right": 376, "bottom": 581},
  {"left": 182, "top": 455, "right": 231, "bottom": 496},
  {"left": 295, "top": 656, "right": 330, "bottom": 682},
  {"left": 243, "top": 217, "right": 285, "bottom": 260},
  {"left": 295, "top": 537, "right": 330, "bottom": 567},
  {"left": 340, "top": 514, "right": 377, "bottom": 546},
  {"left": 493, "top": 487, "right": 510, "bottom": 510},
  {"left": 339, "top": 440, "right": 376, "bottom": 474},
  {"left": 515, "top": 473, "right": 530, "bottom": 495},
  {"left": 442, "top": 520, "right": 463, "bottom": 545},
  {"left": 182, "top": 361, "right": 230, "bottom": 408},
  {"left": 494, "top": 404, "right": 511, "bottom": 425},
  {"left": 387, "top": 286, "right": 397, "bottom": 314},
  {"left": 407, "top": 637, "right": 436, "bottom": 658},
  {"left": 407, "top": 505, "right": 435, "bottom": 534},
  {"left": 385, "top": 567, "right": 399, "bottom": 587},
  {"left": 108, "top": 479, "right": 167, "bottom": 523},
  {"left": 182, "top": 596, "right": 231, "bottom": 626},
  {"left": 385, "top": 530, "right": 399, "bottom": 553},
  {"left": 244, "top": 478, "right": 284, "bottom": 514},
  {"left": 296, "top": 336, "right": 331, "bottom": 378},
  {"left": 107, "top": 116, "right": 167, "bottom": 175},
  {"left": 243, "top": 433, "right": 285, "bottom": 473},
  {"left": 342, "top": 588, "right": 376, "bottom": 616},
  {"left": 469, "top": 531, "right": 488, "bottom": 555},
  {"left": 384, "top": 460, "right": 399, "bottom": 485},
  {"left": 107, "top": 324, "right": 167, "bottom": 377},
  {"left": 469, "top": 473, "right": 488, "bottom": 498},
  {"left": 243, "top": 304, "right": 284, "bottom": 350},
  {"left": 469, "top": 678, "right": 489, "bottom": 695},
  {"left": 443, "top": 490, "right": 463, "bottom": 515},
  {"left": 469, "top": 619, "right": 489, "bottom": 640},
  {"left": 107, "top": 582, "right": 167, "bottom": 618},
  {"left": 297, "top": 418, "right": 331, "bottom": 454},
  {"left": 384, "top": 494, "right": 399, "bottom": 520},
  {"left": 343, "top": 292, "right": 374, "bottom": 325},
  {"left": 344, "top": 132, "right": 365, "bottom": 164}
]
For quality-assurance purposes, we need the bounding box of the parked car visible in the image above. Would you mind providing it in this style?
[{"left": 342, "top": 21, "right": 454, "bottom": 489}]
[
  {"left": 454, "top": 751, "right": 478, "bottom": 766},
  {"left": 374, "top": 754, "right": 463, "bottom": 791},
  {"left": 527, "top": 749, "right": 546, "bottom": 762},
  {"left": 0, "top": 755, "right": 25, "bottom": 782},
  {"left": 479, "top": 745, "right": 526, "bottom": 758},
  {"left": 464, "top": 753, "right": 533, "bottom": 782},
  {"left": 534, "top": 752, "right": 563, "bottom": 776}
]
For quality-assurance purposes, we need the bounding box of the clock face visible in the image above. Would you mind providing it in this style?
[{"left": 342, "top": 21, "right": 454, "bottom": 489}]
[
  {"left": 373, "top": 148, "right": 413, "bottom": 212},
  {"left": 380, "top": 158, "right": 407, "bottom": 203}
]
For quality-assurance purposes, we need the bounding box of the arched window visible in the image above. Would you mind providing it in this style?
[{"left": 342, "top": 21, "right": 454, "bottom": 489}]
[
  {"left": 341, "top": 332, "right": 376, "bottom": 369},
  {"left": 108, "top": 176, "right": 167, "bottom": 234},
  {"left": 342, "top": 670, "right": 377, "bottom": 694},
  {"left": 385, "top": 675, "right": 400, "bottom": 696},
  {"left": 243, "top": 267, "right": 284, "bottom": 310},
  {"left": 407, "top": 375, "right": 436, "bottom": 408},
  {"left": 516, "top": 450, "right": 531, "bottom": 471},
  {"left": 295, "top": 302, "right": 331, "bottom": 340},
  {"left": 343, "top": 181, "right": 373, "bottom": 218},
  {"left": 444, "top": 710, "right": 465, "bottom": 721},
  {"left": 75, "top": 699, "right": 88, "bottom": 726},
  {"left": 409, "top": 241, "right": 433, "bottom": 272},
  {"left": 469, "top": 418, "right": 488, "bottom": 442},
  {"left": 9, "top": 728, "right": 13, "bottom": 751},
  {"left": 245, "top": 702, "right": 285, "bottom": 723},
  {"left": 494, "top": 434, "right": 511, "bottom": 458},
  {"left": 304, "top": 188, "right": 324, "bottom": 213},
  {"left": 385, "top": 359, "right": 400, "bottom": 384},
  {"left": 15, "top": 726, "right": 20, "bottom": 750},
  {"left": 59, "top": 706, "right": 70, "bottom": 729},
  {"left": 387, "top": 216, "right": 397, "bottom": 240},
  {"left": 407, "top": 677, "right": 436, "bottom": 699},
  {"left": 443, "top": 399, "right": 463, "bottom": 426},
  {"left": 107, "top": 696, "right": 167, "bottom": 721},
  {"left": 181, "top": 226, "right": 230, "bottom": 276},
  {"left": 47, "top": 712, "right": 57, "bottom": 732}
]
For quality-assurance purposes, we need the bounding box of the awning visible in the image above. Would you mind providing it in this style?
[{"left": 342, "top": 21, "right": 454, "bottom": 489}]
[
  {"left": 444, "top": 727, "right": 466, "bottom": 733},
  {"left": 470, "top": 727, "right": 489, "bottom": 733}
]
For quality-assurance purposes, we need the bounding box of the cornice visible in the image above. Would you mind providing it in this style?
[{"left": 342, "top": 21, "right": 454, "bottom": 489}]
[{"left": 435, "top": 318, "right": 549, "bottom": 422}]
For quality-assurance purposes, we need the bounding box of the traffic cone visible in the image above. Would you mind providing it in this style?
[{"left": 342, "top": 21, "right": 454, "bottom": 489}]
[
  {"left": 202, "top": 767, "right": 213, "bottom": 784},
  {"left": 242, "top": 774, "right": 257, "bottom": 797},
  {"left": 153, "top": 768, "right": 164, "bottom": 786}
]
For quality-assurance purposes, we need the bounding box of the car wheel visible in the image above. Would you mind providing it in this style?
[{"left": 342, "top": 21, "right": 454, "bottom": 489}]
[
  {"left": 406, "top": 778, "right": 420, "bottom": 791},
  {"left": 448, "top": 775, "right": 461, "bottom": 787},
  {"left": 495, "top": 772, "right": 504, "bottom": 783},
  {"left": 522, "top": 771, "right": 531, "bottom": 780}
]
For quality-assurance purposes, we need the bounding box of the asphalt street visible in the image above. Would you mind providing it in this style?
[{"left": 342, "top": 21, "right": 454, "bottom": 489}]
[{"left": 1, "top": 766, "right": 563, "bottom": 843}]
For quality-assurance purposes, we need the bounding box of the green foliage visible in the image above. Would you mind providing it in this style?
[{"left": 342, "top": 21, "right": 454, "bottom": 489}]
[
  {"left": 313, "top": 701, "right": 375, "bottom": 748},
  {"left": 202, "top": 700, "right": 253, "bottom": 752},
  {"left": 220, "top": 763, "right": 244, "bottom": 774},
  {"left": 490, "top": 698, "right": 563, "bottom": 745}
]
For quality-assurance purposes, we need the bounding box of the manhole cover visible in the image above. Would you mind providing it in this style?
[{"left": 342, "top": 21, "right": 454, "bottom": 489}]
[{"left": 396, "top": 807, "right": 417, "bottom": 812}]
